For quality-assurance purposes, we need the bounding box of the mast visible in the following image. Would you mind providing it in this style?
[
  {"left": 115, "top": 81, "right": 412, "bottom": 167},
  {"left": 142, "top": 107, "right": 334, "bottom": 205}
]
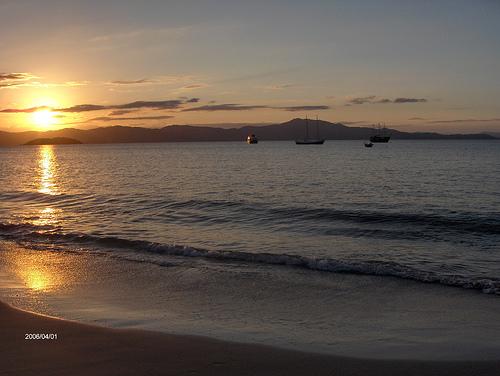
[
  {"left": 316, "top": 115, "right": 319, "bottom": 139},
  {"left": 305, "top": 116, "right": 309, "bottom": 139}
]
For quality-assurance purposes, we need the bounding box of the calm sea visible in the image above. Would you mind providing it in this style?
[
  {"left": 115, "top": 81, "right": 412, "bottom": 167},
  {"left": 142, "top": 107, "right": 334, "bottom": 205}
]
[{"left": 1, "top": 140, "right": 499, "bottom": 359}]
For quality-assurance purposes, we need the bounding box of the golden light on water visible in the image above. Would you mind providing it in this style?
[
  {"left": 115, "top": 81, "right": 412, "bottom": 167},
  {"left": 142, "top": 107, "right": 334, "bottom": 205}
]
[
  {"left": 38, "top": 145, "right": 59, "bottom": 195},
  {"left": 1, "top": 247, "right": 87, "bottom": 294},
  {"left": 33, "top": 207, "right": 61, "bottom": 227},
  {"left": 7, "top": 252, "right": 62, "bottom": 292},
  {"left": 24, "top": 269, "right": 51, "bottom": 291}
]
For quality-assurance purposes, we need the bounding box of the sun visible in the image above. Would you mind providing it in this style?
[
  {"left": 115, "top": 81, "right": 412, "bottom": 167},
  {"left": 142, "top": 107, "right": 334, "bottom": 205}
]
[{"left": 32, "top": 109, "right": 56, "bottom": 129}]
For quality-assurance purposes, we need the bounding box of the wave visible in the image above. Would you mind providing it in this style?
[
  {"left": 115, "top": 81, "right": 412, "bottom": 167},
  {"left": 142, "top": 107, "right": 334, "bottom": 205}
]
[
  {"left": 111, "top": 197, "right": 500, "bottom": 236},
  {"left": 270, "top": 207, "right": 500, "bottom": 235},
  {"left": 1, "top": 221, "right": 499, "bottom": 295},
  {"left": 0, "top": 191, "right": 95, "bottom": 208},
  {"left": 2, "top": 192, "right": 499, "bottom": 236}
]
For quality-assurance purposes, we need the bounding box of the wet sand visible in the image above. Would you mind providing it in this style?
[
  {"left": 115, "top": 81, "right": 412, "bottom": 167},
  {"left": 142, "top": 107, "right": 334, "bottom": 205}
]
[{"left": 1, "top": 301, "right": 499, "bottom": 376}]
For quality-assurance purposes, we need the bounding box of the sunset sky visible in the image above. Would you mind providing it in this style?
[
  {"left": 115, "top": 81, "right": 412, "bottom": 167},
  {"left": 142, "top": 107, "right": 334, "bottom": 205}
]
[{"left": 1, "top": 0, "right": 499, "bottom": 133}]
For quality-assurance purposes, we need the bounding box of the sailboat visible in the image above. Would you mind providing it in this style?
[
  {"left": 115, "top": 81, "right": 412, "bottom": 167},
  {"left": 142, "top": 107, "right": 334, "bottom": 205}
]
[
  {"left": 295, "top": 116, "right": 325, "bottom": 145},
  {"left": 369, "top": 123, "right": 391, "bottom": 143}
]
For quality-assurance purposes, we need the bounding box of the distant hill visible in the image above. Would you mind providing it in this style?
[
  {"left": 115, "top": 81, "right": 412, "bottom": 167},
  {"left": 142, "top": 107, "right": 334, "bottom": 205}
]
[
  {"left": 23, "top": 137, "right": 82, "bottom": 145},
  {"left": 0, "top": 118, "right": 496, "bottom": 147}
]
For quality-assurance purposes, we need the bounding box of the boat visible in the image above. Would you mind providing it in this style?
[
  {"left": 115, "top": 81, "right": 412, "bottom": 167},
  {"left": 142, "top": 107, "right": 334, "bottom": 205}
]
[
  {"left": 296, "top": 139, "right": 325, "bottom": 145},
  {"left": 247, "top": 134, "right": 258, "bottom": 144},
  {"left": 370, "top": 135, "right": 390, "bottom": 143},
  {"left": 364, "top": 142, "right": 373, "bottom": 147},
  {"left": 369, "top": 124, "right": 390, "bottom": 143},
  {"left": 295, "top": 116, "right": 325, "bottom": 145}
]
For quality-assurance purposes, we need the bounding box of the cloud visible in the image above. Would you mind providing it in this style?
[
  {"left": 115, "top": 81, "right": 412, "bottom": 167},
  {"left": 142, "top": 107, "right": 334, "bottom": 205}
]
[
  {"left": 2, "top": 73, "right": 199, "bottom": 90},
  {"left": 183, "top": 103, "right": 330, "bottom": 112},
  {"left": 0, "top": 72, "right": 88, "bottom": 90},
  {"left": 393, "top": 97, "right": 427, "bottom": 103},
  {"left": 1, "top": 98, "right": 199, "bottom": 113},
  {"left": 346, "top": 96, "right": 427, "bottom": 105},
  {"left": 0, "top": 106, "right": 50, "bottom": 113},
  {"left": 0, "top": 83, "right": 22, "bottom": 89},
  {"left": 262, "top": 83, "right": 295, "bottom": 90},
  {"left": 57, "top": 104, "right": 107, "bottom": 112},
  {"left": 183, "top": 103, "right": 268, "bottom": 112},
  {"left": 182, "top": 84, "right": 208, "bottom": 90},
  {"left": 109, "top": 78, "right": 153, "bottom": 85},
  {"left": 105, "top": 75, "right": 197, "bottom": 88},
  {"left": 0, "top": 72, "right": 36, "bottom": 81},
  {"left": 0, "top": 72, "right": 40, "bottom": 89},
  {"left": 109, "top": 110, "right": 137, "bottom": 116},
  {"left": 89, "top": 115, "right": 174, "bottom": 122},
  {"left": 35, "top": 81, "right": 88, "bottom": 88},
  {"left": 1, "top": 80, "right": 88, "bottom": 90},
  {"left": 409, "top": 117, "right": 426, "bottom": 121},
  {"left": 277, "top": 105, "right": 330, "bottom": 112},
  {"left": 376, "top": 98, "right": 392, "bottom": 104},
  {"left": 57, "top": 100, "right": 184, "bottom": 112},
  {"left": 0, "top": 97, "right": 328, "bottom": 116},
  {"left": 100, "top": 100, "right": 184, "bottom": 111},
  {"left": 346, "top": 96, "right": 376, "bottom": 105}
]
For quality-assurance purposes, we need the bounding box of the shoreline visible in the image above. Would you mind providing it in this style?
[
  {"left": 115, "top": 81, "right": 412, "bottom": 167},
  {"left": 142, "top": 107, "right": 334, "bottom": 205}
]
[
  {"left": 1, "top": 300, "right": 499, "bottom": 376},
  {"left": 2, "top": 239, "right": 500, "bottom": 363}
]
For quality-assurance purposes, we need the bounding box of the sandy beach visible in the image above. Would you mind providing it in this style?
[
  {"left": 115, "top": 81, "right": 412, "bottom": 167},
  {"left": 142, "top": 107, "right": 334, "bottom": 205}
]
[{"left": 1, "top": 301, "right": 498, "bottom": 376}]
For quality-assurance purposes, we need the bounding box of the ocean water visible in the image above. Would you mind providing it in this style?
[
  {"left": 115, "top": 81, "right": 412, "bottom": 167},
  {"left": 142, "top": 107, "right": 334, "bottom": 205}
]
[{"left": 1, "top": 140, "right": 500, "bottom": 359}]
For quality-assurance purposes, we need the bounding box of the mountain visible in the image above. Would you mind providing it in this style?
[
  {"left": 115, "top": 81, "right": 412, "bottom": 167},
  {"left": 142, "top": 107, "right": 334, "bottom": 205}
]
[
  {"left": 0, "top": 119, "right": 496, "bottom": 147},
  {"left": 486, "top": 132, "right": 500, "bottom": 138},
  {"left": 23, "top": 137, "right": 82, "bottom": 145}
]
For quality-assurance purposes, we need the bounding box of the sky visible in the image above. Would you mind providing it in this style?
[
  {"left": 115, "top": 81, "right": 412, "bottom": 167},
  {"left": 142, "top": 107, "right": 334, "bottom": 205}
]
[{"left": 0, "top": 0, "right": 499, "bottom": 134}]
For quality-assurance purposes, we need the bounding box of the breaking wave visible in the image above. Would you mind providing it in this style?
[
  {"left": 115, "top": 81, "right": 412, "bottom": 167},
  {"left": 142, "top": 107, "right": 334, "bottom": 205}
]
[{"left": 1, "top": 221, "right": 499, "bottom": 295}]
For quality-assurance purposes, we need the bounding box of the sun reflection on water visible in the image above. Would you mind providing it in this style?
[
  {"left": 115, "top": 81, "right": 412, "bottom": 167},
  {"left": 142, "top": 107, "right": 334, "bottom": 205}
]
[
  {"left": 11, "top": 253, "right": 62, "bottom": 292},
  {"left": 4, "top": 248, "right": 81, "bottom": 293},
  {"left": 32, "top": 207, "right": 61, "bottom": 227},
  {"left": 38, "top": 145, "right": 59, "bottom": 195},
  {"left": 24, "top": 268, "right": 51, "bottom": 291}
]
